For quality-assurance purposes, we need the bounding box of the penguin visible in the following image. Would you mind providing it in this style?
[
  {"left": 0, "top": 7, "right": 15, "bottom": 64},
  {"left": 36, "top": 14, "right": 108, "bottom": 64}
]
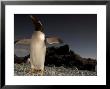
[{"left": 29, "top": 15, "right": 63, "bottom": 75}]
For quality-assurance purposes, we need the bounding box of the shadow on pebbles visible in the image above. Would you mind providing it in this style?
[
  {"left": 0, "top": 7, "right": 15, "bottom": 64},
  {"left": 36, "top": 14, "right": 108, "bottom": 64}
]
[{"left": 14, "top": 63, "right": 97, "bottom": 76}]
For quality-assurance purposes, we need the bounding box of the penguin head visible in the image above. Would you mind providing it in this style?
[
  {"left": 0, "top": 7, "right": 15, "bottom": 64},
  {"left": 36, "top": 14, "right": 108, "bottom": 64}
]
[{"left": 30, "top": 15, "right": 44, "bottom": 33}]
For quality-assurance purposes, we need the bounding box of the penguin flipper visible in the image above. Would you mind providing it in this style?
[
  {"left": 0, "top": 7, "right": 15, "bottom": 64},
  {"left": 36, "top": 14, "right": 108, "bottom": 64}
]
[{"left": 46, "top": 36, "right": 63, "bottom": 44}]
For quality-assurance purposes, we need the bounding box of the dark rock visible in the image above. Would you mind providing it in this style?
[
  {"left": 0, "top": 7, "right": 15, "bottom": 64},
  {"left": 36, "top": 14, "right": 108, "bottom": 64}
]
[
  {"left": 14, "top": 54, "right": 29, "bottom": 64},
  {"left": 45, "top": 44, "right": 96, "bottom": 71}
]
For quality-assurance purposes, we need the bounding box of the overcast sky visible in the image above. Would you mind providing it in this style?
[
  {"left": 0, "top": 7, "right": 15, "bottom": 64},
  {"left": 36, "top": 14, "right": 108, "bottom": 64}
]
[{"left": 14, "top": 14, "right": 97, "bottom": 59}]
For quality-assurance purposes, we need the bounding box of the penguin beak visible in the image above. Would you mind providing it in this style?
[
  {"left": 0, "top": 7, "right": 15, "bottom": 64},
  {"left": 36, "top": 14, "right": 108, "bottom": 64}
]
[
  {"left": 30, "top": 15, "right": 35, "bottom": 21},
  {"left": 29, "top": 15, "right": 39, "bottom": 22}
]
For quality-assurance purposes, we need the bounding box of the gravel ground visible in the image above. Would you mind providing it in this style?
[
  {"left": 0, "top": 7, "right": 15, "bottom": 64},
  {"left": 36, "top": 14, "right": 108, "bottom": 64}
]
[{"left": 14, "top": 63, "right": 97, "bottom": 76}]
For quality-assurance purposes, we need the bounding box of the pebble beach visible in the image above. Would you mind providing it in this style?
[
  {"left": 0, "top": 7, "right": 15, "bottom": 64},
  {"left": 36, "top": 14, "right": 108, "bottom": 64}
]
[{"left": 14, "top": 63, "right": 97, "bottom": 76}]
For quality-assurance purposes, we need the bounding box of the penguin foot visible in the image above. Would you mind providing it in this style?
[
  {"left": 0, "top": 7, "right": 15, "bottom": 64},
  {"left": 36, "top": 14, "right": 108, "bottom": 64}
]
[{"left": 29, "top": 68, "right": 44, "bottom": 76}]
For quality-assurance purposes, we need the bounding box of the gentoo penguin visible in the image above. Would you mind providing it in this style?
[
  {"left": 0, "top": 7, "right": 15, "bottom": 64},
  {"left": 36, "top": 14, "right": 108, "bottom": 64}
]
[{"left": 29, "top": 15, "right": 63, "bottom": 75}]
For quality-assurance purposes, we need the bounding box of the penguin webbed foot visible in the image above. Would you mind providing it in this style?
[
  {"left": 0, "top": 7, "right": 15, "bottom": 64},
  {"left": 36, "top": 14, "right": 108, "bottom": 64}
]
[{"left": 29, "top": 68, "right": 44, "bottom": 76}]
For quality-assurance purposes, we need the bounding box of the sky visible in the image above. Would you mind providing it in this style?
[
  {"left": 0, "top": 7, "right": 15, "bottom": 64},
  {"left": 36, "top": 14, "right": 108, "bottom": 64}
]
[{"left": 14, "top": 14, "right": 97, "bottom": 59}]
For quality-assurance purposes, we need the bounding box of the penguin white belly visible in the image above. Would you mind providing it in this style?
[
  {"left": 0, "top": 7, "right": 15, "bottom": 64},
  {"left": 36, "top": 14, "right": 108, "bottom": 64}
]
[
  {"left": 30, "top": 43, "right": 46, "bottom": 70},
  {"left": 30, "top": 31, "right": 46, "bottom": 71}
]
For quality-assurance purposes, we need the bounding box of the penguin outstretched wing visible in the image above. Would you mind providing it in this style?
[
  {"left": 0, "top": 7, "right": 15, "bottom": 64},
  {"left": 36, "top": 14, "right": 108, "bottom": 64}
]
[{"left": 46, "top": 36, "right": 63, "bottom": 44}]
